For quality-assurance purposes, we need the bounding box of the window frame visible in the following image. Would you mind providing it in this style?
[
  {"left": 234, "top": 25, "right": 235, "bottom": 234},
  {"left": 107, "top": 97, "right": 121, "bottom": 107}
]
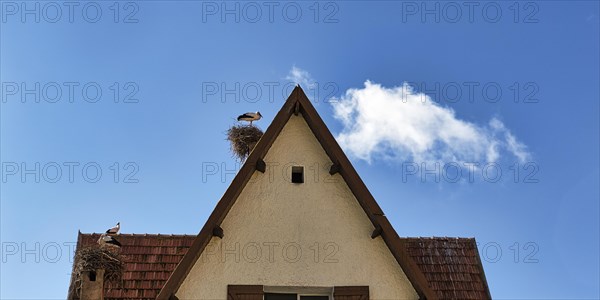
[
  {"left": 291, "top": 166, "right": 304, "bottom": 183},
  {"left": 264, "top": 286, "right": 332, "bottom": 300}
]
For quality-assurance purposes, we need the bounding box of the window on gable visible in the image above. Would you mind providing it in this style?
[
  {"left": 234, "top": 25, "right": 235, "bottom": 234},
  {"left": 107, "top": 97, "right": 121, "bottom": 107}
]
[
  {"left": 291, "top": 166, "right": 304, "bottom": 183},
  {"left": 265, "top": 293, "right": 329, "bottom": 300},
  {"left": 265, "top": 293, "right": 296, "bottom": 300},
  {"left": 263, "top": 286, "right": 332, "bottom": 300},
  {"left": 228, "top": 285, "right": 366, "bottom": 300}
]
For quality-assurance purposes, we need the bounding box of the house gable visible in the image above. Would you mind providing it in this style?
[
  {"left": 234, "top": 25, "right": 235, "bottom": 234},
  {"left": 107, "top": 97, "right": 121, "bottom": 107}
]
[
  {"left": 176, "top": 112, "right": 418, "bottom": 299},
  {"left": 157, "top": 86, "right": 438, "bottom": 299}
]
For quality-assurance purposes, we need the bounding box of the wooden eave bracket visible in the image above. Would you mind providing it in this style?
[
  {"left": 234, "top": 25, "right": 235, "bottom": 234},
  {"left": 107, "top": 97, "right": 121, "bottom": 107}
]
[
  {"left": 293, "top": 101, "right": 300, "bottom": 116},
  {"left": 212, "top": 225, "right": 224, "bottom": 239},
  {"left": 329, "top": 162, "right": 340, "bottom": 175},
  {"left": 371, "top": 225, "right": 383, "bottom": 239},
  {"left": 256, "top": 158, "right": 266, "bottom": 173}
]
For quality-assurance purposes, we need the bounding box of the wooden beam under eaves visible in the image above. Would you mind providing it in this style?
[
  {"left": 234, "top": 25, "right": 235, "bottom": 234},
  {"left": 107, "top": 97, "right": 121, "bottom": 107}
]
[
  {"left": 256, "top": 158, "right": 266, "bottom": 173},
  {"left": 371, "top": 225, "right": 383, "bottom": 239},
  {"left": 212, "top": 225, "right": 224, "bottom": 239},
  {"left": 329, "top": 163, "right": 340, "bottom": 175}
]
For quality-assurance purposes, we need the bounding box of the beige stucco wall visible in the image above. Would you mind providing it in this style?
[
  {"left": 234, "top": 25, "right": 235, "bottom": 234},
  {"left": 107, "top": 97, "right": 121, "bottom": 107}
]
[{"left": 177, "top": 114, "right": 418, "bottom": 300}]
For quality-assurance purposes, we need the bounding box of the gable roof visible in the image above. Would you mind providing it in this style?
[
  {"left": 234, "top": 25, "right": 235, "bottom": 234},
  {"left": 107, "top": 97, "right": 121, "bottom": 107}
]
[
  {"left": 157, "top": 86, "right": 441, "bottom": 299},
  {"left": 67, "top": 234, "right": 490, "bottom": 300},
  {"left": 68, "top": 233, "right": 195, "bottom": 300}
]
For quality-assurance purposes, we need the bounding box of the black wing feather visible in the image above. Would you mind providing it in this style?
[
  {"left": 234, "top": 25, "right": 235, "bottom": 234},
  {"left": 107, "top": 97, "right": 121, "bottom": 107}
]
[
  {"left": 107, "top": 237, "right": 122, "bottom": 247},
  {"left": 237, "top": 114, "right": 251, "bottom": 121}
]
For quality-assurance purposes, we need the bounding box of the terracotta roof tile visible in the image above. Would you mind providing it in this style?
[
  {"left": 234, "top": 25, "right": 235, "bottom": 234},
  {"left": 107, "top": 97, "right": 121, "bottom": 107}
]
[{"left": 401, "top": 237, "right": 491, "bottom": 300}]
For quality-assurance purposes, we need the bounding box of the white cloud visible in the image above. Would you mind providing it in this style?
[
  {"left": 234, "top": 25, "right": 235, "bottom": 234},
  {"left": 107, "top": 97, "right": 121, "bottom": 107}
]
[
  {"left": 286, "top": 65, "right": 316, "bottom": 89},
  {"left": 331, "top": 81, "right": 531, "bottom": 164}
]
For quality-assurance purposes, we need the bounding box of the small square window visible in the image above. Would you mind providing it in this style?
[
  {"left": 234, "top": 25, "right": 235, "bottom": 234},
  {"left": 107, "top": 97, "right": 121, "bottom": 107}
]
[{"left": 291, "top": 166, "right": 304, "bottom": 183}]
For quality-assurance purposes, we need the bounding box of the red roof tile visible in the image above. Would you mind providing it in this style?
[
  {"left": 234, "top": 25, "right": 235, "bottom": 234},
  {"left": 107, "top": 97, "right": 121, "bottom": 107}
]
[{"left": 402, "top": 237, "right": 491, "bottom": 300}]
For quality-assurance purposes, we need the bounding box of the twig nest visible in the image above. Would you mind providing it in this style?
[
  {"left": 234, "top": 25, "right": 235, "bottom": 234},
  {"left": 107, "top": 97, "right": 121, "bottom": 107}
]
[
  {"left": 70, "top": 247, "right": 123, "bottom": 297},
  {"left": 227, "top": 124, "right": 264, "bottom": 161}
]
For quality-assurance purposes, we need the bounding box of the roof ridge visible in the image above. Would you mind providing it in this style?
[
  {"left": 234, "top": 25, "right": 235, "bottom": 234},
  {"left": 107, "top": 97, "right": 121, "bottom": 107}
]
[
  {"left": 402, "top": 236, "right": 477, "bottom": 240},
  {"left": 82, "top": 233, "right": 196, "bottom": 237}
]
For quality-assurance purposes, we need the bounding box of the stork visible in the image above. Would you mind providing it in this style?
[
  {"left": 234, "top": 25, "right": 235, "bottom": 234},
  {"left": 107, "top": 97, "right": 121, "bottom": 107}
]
[
  {"left": 98, "top": 233, "right": 122, "bottom": 247},
  {"left": 105, "top": 222, "right": 120, "bottom": 235},
  {"left": 237, "top": 111, "right": 262, "bottom": 125}
]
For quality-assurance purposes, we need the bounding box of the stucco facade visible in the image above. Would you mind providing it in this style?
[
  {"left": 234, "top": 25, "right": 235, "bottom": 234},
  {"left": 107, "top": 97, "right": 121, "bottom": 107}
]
[{"left": 177, "top": 114, "right": 418, "bottom": 299}]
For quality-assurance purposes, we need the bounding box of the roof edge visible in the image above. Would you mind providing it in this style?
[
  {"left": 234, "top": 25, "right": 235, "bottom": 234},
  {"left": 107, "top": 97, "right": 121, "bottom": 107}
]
[
  {"left": 472, "top": 238, "right": 493, "bottom": 299},
  {"left": 66, "top": 231, "right": 83, "bottom": 300}
]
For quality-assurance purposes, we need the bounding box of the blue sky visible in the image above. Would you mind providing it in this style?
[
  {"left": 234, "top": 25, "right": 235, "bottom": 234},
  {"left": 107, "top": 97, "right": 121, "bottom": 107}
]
[{"left": 1, "top": 1, "right": 599, "bottom": 299}]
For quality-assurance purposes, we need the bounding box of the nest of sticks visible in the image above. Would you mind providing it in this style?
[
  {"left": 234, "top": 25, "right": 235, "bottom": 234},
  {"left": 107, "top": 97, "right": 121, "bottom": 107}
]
[
  {"left": 227, "top": 124, "right": 264, "bottom": 161},
  {"left": 69, "top": 246, "right": 123, "bottom": 297}
]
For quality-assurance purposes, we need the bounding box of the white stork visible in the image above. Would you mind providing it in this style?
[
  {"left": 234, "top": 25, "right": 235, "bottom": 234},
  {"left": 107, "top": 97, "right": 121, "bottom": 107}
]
[
  {"left": 237, "top": 111, "right": 262, "bottom": 125},
  {"left": 105, "top": 222, "right": 120, "bottom": 235},
  {"left": 98, "top": 233, "right": 122, "bottom": 247}
]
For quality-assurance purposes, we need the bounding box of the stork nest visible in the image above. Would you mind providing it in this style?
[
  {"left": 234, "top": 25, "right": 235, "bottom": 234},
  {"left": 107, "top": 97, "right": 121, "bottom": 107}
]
[
  {"left": 69, "top": 246, "right": 124, "bottom": 298},
  {"left": 227, "top": 124, "right": 264, "bottom": 161}
]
